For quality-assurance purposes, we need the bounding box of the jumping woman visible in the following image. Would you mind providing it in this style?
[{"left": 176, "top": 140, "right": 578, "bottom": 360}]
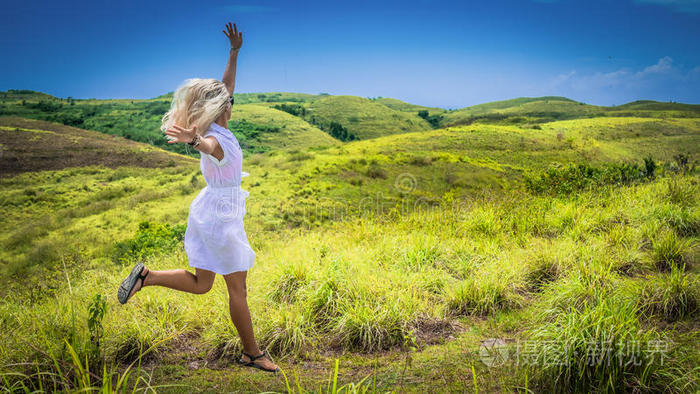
[{"left": 116, "top": 22, "right": 280, "bottom": 374}]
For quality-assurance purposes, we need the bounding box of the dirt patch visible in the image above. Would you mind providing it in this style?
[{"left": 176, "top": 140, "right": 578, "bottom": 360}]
[
  {"left": 409, "top": 315, "right": 466, "bottom": 348},
  {"left": 0, "top": 116, "right": 197, "bottom": 176}
]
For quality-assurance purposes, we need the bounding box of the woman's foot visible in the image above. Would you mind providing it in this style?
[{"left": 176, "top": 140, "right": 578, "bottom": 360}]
[
  {"left": 125, "top": 266, "right": 149, "bottom": 302},
  {"left": 239, "top": 350, "right": 280, "bottom": 372}
]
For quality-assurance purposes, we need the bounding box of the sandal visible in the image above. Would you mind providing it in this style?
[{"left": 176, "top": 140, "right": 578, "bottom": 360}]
[
  {"left": 117, "top": 262, "right": 149, "bottom": 305},
  {"left": 237, "top": 349, "right": 280, "bottom": 373}
]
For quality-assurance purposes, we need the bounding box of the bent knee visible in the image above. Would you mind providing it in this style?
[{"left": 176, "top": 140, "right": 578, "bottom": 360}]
[{"left": 194, "top": 281, "right": 214, "bottom": 294}]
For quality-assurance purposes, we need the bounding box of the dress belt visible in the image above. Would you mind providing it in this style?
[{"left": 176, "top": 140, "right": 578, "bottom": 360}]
[
  {"left": 206, "top": 184, "right": 242, "bottom": 189},
  {"left": 203, "top": 184, "right": 249, "bottom": 198}
]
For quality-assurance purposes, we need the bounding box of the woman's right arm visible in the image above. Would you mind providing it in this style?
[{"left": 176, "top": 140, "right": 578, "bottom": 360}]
[{"left": 222, "top": 22, "right": 243, "bottom": 95}]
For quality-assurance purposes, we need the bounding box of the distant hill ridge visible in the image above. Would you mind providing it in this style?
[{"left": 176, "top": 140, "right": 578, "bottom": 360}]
[
  {"left": 2, "top": 89, "right": 699, "bottom": 155},
  {"left": 3, "top": 89, "right": 699, "bottom": 111}
]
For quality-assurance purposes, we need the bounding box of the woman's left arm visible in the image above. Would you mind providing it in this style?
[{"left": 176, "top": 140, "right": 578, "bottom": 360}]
[
  {"left": 164, "top": 125, "right": 224, "bottom": 160},
  {"left": 222, "top": 22, "right": 243, "bottom": 95}
]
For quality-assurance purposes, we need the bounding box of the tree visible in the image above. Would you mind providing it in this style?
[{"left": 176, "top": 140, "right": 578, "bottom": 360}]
[{"left": 328, "top": 121, "right": 356, "bottom": 141}]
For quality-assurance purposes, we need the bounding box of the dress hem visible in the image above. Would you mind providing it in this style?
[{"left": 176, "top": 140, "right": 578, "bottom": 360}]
[{"left": 187, "top": 260, "right": 254, "bottom": 275}]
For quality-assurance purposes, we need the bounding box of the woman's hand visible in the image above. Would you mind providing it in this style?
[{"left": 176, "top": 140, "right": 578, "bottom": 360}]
[
  {"left": 223, "top": 22, "right": 242, "bottom": 51},
  {"left": 164, "top": 124, "right": 198, "bottom": 144}
]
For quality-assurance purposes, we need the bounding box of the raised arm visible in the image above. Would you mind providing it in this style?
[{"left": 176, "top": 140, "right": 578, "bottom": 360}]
[{"left": 222, "top": 22, "right": 243, "bottom": 95}]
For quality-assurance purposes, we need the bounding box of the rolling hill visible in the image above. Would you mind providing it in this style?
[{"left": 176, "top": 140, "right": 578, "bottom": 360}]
[
  {"left": 305, "top": 95, "right": 434, "bottom": 139},
  {"left": 0, "top": 100, "right": 698, "bottom": 391},
  {"left": 0, "top": 116, "right": 196, "bottom": 176},
  {"left": 4, "top": 89, "right": 699, "bottom": 156},
  {"left": 229, "top": 104, "right": 340, "bottom": 151},
  {"left": 441, "top": 96, "right": 700, "bottom": 127},
  {"left": 0, "top": 117, "right": 200, "bottom": 288}
]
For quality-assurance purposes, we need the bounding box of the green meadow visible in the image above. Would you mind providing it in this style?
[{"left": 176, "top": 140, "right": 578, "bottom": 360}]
[{"left": 0, "top": 90, "right": 698, "bottom": 392}]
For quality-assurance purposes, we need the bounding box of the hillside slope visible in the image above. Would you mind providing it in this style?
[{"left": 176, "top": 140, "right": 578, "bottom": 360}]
[
  {"left": 1, "top": 111, "right": 698, "bottom": 392},
  {"left": 237, "top": 116, "right": 699, "bottom": 231},
  {"left": 0, "top": 91, "right": 337, "bottom": 155},
  {"left": 306, "top": 95, "right": 434, "bottom": 139},
  {"left": 0, "top": 116, "right": 196, "bottom": 176},
  {"left": 230, "top": 104, "right": 340, "bottom": 151},
  {"left": 442, "top": 96, "right": 700, "bottom": 127}
]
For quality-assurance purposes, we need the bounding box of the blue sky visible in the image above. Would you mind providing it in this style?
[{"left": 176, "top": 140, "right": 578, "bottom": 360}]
[{"left": 1, "top": 0, "right": 699, "bottom": 108}]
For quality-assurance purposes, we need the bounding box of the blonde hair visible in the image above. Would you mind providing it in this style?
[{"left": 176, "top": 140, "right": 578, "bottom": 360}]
[{"left": 160, "top": 78, "right": 230, "bottom": 136}]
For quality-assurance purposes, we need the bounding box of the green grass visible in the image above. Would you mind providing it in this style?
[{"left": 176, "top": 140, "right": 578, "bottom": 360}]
[
  {"left": 0, "top": 96, "right": 699, "bottom": 392},
  {"left": 305, "top": 95, "right": 434, "bottom": 139},
  {"left": 2, "top": 172, "right": 698, "bottom": 391},
  {"left": 441, "top": 96, "right": 700, "bottom": 127}
]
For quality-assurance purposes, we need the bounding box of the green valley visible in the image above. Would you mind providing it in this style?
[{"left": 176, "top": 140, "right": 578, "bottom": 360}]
[{"left": 0, "top": 90, "right": 698, "bottom": 392}]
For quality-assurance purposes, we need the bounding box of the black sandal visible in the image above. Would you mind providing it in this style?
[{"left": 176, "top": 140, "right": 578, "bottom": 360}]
[
  {"left": 117, "top": 262, "right": 149, "bottom": 305},
  {"left": 237, "top": 349, "right": 280, "bottom": 373}
]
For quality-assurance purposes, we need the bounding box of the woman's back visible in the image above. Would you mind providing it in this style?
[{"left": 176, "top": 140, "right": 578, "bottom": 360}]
[{"left": 199, "top": 122, "right": 245, "bottom": 187}]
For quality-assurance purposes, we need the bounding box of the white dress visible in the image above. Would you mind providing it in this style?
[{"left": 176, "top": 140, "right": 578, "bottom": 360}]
[{"left": 184, "top": 122, "right": 255, "bottom": 274}]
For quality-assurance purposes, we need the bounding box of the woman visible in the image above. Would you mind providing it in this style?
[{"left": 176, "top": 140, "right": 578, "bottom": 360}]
[{"left": 116, "top": 22, "right": 280, "bottom": 374}]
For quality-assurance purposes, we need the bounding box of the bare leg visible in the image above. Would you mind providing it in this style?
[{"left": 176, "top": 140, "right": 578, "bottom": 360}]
[
  {"left": 223, "top": 270, "right": 279, "bottom": 371},
  {"left": 125, "top": 266, "right": 215, "bottom": 302}
]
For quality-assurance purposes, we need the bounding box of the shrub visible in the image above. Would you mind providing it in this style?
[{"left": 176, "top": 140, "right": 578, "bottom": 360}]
[
  {"left": 417, "top": 110, "right": 443, "bottom": 128},
  {"left": 272, "top": 103, "right": 306, "bottom": 117},
  {"left": 365, "top": 164, "right": 387, "bottom": 179},
  {"left": 327, "top": 121, "right": 356, "bottom": 141},
  {"left": 111, "top": 221, "right": 186, "bottom": 264},
  {"left": 408, "top": 155, "right": 432, "bottom": 166},
  {"left": 288, "top": 151, "right": 313, "bottom": 161},
  {"left": 526, "top": 162, "right": 649, "bottom": 195},
  {"left": 644, "top": 156, "right": 657, "bottom": 179}
]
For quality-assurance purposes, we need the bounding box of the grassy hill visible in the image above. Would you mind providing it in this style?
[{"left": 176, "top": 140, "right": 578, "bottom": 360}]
[
  {"left": 229, "top": 104, "right": 340, "bottom": 152},
  {"left": 370, "top": 97, "right": 445, "bottom": 114},
  {"left": 0, "top": 116, "right": 195, "bottom": 176},
  {"left": 0, "top": 118, "right": 200, "bottom": 286},
  {"left": 0, "top": 94, "right": 698, "bottom": 391},
  {"left": 0, "top": 90, "right": 337, "bottom": 156},
  {"left": 441, "top": 96, "right": 700, "bottom": 127},
  {"left": 305, "top": 95, "right": 434, "bottom": 139},
  {"left": 239, "top": 116, "right": 698, "bottom": 231}
]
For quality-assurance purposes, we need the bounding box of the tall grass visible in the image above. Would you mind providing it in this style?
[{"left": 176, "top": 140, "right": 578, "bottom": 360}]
[
  {"left": 527, "top": 294, "right": 666, "bottom": 392},
  {"left": 1, "top": 169, "right": 698, "bottom": 391}
]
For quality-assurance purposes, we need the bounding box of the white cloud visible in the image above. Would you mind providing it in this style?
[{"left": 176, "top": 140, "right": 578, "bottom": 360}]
[
  {"left": 636, "top": 56, "right": 673, "bottom": 76},
  {"left": 545, "top": 56, "right": 700, "bottom": 104}
]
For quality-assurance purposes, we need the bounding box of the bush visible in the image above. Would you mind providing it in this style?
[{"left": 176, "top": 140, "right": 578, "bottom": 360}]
[
  {"left": 111, "top": 221, "right": 186, "bottom": 264},
  {"left": 526, "top": 162, "right": 651, "bottom": 195},
  {"left": 365, "top": 164, "right": 387, "bottom": 179},
  {"left": 272, "top": 103, "right": 306, "bottom": 117},
  {"left": 327, "top": 121, "right": 356, "bottom": 142},
  {"left": 417, "top": 110, "right": 443, "bottom": 128}
]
